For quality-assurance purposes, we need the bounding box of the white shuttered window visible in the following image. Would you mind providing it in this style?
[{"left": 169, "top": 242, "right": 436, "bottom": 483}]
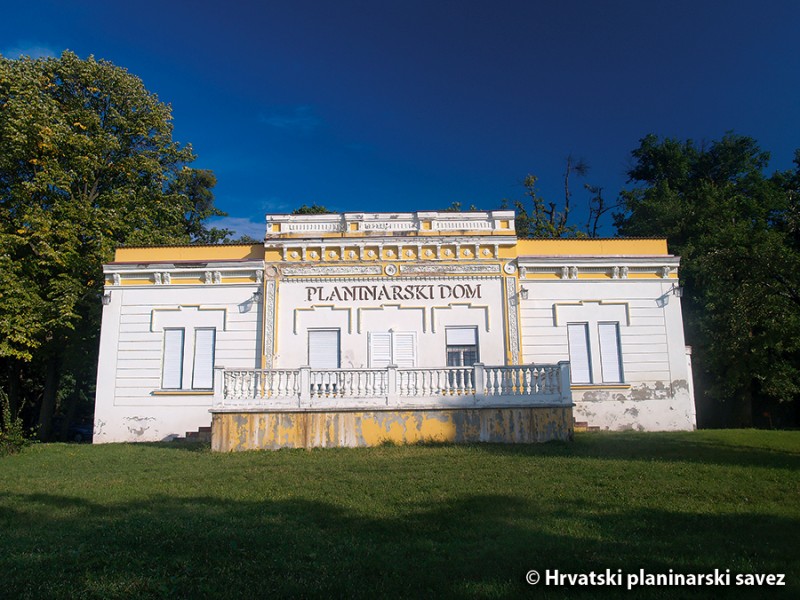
[
  {"left": 368, "top": 332, "right": 392, "bottom": 367},
  {"left": 567, "top": 323, "right": 592, "bottom": 384},
  {"left": 162, "top": 329, "right": 185, "bottom": 389},
  {"left": 392, "top": 332, "right": 416, "bottom": 367},
  {"left": 368, "top": 332, "right": 416, "bottom": 367},
  {"left": 308, "top": 330, "right": 340, "bottom": 368},
  {"left": 598, "top": 322, "right": 623, "bottom": 383},
  {"left": 192, "top": 328, "right": 216, "bottom": 389}
]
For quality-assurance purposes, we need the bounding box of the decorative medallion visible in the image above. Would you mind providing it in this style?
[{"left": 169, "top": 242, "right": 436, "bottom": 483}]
[
  {"left": 503, "top": 262, "right": 516, "bottom": 274},
  {"left": 384, "top": 264, "right": 398, "bottom": 276}
]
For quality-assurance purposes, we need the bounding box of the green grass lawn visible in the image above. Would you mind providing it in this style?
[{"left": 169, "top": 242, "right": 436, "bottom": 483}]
[{"left": 1, "top": 431, "right": 798, "bottom": 599}]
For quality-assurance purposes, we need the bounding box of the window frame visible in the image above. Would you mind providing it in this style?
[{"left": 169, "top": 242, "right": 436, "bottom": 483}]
[
  {"left": 161, "top": 328, "right": 185, "bottom": 390},
  {"left": 308, "top": 328, "right": 341, "bottom": 369},
  {"left": 597, "top": 321, "right": 624, "bottom": 384},
  {"left": 445, "top": 326, "right": 479, "bottom": 367},
  {"left": 191, "top": 327, "right": 217, "bottom": 390},
  {"left": 567, "top": 322, "right": 593, "bottom": 384}
]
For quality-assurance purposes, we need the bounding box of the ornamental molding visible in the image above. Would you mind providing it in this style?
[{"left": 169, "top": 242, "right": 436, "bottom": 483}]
[
  {"left": 286, "top": 275, "right": 502, "bottom": 284},
  {"left": 398, "top": 263, "right": 501, "bottom": 275},
  {"left": 281, "top": 265, "right": 383, "bottom": 276},
  {"left": 263, "top": 280, "right": 276, "bottom": 368},
  {"left": 505, "top": 278, "right": 520, "bottom": 365}
]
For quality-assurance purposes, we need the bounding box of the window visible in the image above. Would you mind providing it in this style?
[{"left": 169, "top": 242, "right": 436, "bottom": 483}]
[
  {"left": 567, "top": 323, "right": 592, "bottom": 384},
  {"left": 445, "top": 327, "right": 479, "bottom": 367},
  {"left": 162, "top": 328, "right": 185, "bottom": 389},
  {"left": 567, "top": 321, "right": 624, "bottom": 384},
  {"left": 162, "top": 328, "right": 216, "bottom": 390},
  {"left": 192, "top": 328, "right": 216, "bottom": 389},
  {"left": 598, "top": 322, "right": 624, "bottom": 383},
  {"left": 308, "top": 329, "right": 340, "bottom": 368},
  {"left": 368, "top": 332, "right": 416, "bottom": 367}
]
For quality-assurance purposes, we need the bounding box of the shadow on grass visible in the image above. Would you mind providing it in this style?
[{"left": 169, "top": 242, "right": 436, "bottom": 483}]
[
  {"left": 141, "top": 441, "right": 212, "bottom": 453},
  {"left": 465, "top": 431, "right": 800, "bottom": 471},
  {"left": 1, "top": 489, "right": 797, "bottom": 599}
]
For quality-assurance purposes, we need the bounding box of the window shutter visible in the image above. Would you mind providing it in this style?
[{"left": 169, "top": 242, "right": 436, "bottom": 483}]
[
  {"left": 598, "top": 322, "right": 623, "bottom": 383},
  {"left": 368, "top": 332, "right": 392, "bottom": 367},
  {"left": 309, "top": 330, "right": 340, "bottom": 368},
  {"left": 567, "top": 323, "right": 592, "bottom": 384},
  {"left": 192, "top": 328, "right": 216, "bottom": 389},
  {"left": 392, "top": 332, "right": 416, "bottom": 367},
  {"left": 446, "top": 327, "right": 477, "bottom": 345},
  {"left": 162, "top": 328, "right": 184, "bottom": 389}
]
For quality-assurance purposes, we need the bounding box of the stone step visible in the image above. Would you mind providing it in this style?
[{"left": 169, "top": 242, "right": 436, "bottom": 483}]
[
  {"left": 172, "top": 426, "right": 212, "bottom": 443},
  {"left": 573, "top": 420, "right": 600, "bottom": 433}
]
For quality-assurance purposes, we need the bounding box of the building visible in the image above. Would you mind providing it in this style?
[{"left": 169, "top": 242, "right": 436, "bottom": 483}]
[{"left": 93, "top": 211, "right": 695, "bottom": 449}]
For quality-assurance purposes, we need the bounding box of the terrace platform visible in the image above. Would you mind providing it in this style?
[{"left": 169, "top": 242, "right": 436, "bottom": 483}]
[{"left": 210, "top": 363, "right": 574, "bottom": 450}]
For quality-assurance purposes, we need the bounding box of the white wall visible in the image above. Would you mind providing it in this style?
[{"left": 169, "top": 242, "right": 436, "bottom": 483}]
[
  {"left": 94, "top": 284, "right": 262, "bottom": 442},
  {"left": 273, "top": 277, "right": 507, "bottom": 369},
  {"left": 519, "top": 279, "right": 695, "bottom": 431}
]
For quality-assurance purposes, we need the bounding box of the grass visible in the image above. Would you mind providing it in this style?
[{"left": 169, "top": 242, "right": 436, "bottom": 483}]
[{"left": 0, "top": 430, "right": 798, "bottom": 599}]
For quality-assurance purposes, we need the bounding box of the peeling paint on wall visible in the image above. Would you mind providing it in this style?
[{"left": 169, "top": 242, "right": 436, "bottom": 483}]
[
  {"left": 123, "top": 415, "right": 155, "bottom": 438},
  {"left": 211, "top": 406, "right": 573, "bottom": 451}
]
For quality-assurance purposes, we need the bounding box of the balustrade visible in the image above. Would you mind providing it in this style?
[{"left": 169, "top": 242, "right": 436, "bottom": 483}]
[{"left": 214, "top": 362, "right": 570, "bottom": 407}]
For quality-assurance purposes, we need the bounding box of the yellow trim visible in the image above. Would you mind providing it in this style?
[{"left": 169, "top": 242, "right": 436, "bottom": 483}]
[
  {"left": 523, "top": 272, "right": 678, "bottom": 280},
  {"left": 120, "top": 278, "right": 152, "bottom": 285},
  {"left": 261, "top": 276, "right": 269, "bottom": 370},
  {"left": 515, "top": 238, "right": 668, "bottom": 256},
  {"left": 115, "top": 244, "right": 263, "bottom": 262},
  {"left": 571, "top": 384, "right": 631, "bottom": 390},
  {"left": 153, "top": 390, "right": 214, "bottom": 396}
]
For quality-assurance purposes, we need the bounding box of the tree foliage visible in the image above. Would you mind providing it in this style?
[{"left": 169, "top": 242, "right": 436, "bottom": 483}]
[
  {"left": 292, "top": 203, "right": 331, "bottom": 215},
  {"left": 615, "top": 133, "right": 800, "bottom": 426},
  {"left": 513, "top": 155, "right": 598, "bottom": 238},
  {"left": 0, "top": 51, "right": 226, "bottom": 439}
]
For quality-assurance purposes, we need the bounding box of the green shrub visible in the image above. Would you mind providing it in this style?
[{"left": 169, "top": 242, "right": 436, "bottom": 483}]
[{"left": 0, "top": 390, "right": 28, "bottom": 456}]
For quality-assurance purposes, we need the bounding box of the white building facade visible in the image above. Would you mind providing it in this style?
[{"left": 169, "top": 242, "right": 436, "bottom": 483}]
[{"left": 93, "top": 211, "right": 695, "bottom": 449}]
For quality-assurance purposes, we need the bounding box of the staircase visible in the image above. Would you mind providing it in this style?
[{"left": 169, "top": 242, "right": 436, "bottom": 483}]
[
  {"left": 573, "top": 419, "right": 600, "bottom": 433},
  {"left": 172, "top": 426, "right": 212, "bottom": 443}
]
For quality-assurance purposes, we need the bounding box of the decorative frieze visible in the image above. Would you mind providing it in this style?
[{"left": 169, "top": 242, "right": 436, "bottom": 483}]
[
  {"left": 399, "top": 264, "right": 501, "bottom": 275},
  {"left": 505, "top": 277, "right": 520, "bottom": 364},
  {"left": 282, "top": 265, "right": 383, "bottom": 276}
]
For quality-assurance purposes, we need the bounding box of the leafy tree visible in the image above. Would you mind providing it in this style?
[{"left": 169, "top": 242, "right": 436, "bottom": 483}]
[
  {"left": 0, "top": 51, "right": 226, "bottom": 439},
  {"left": 441, "top": 202, "right": 479, "bottom": 212},
  {"left": 615, "top": 133, "right": 800, "bottom": 427},
  {"left": 512, "top": 155, "right": 592, "bottom": 238},
  {"left": 292, "top": 203, "right": 331, "bottom": 215}
]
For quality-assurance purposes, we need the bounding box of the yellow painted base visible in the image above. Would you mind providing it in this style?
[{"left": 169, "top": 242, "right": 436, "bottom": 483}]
[{"left": 211, "top": 406, "right": 573, "bottom": 451}]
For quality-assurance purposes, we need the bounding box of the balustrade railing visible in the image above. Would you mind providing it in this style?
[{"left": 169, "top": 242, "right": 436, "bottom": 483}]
[{"left": 213, "top": 362, "right": 571, "bottom": 408}]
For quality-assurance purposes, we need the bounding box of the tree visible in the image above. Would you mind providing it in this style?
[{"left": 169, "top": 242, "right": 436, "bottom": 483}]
[
  {"left": 512, "top": 155, "right": 593, "bottom": 238},
  {"left": 0, "top": 51, "right": 226, "bottom": 439},
  {"left": 292, "top": 203, "right": 331, "bottom": 215},
  {"left": 615, "top": 133, "right": 800, "bottom": 427}
]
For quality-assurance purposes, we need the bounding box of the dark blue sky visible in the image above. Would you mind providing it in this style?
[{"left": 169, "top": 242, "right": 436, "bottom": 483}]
[{"left": 2, "top": 0, "right": 798, "bottom": 238}]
